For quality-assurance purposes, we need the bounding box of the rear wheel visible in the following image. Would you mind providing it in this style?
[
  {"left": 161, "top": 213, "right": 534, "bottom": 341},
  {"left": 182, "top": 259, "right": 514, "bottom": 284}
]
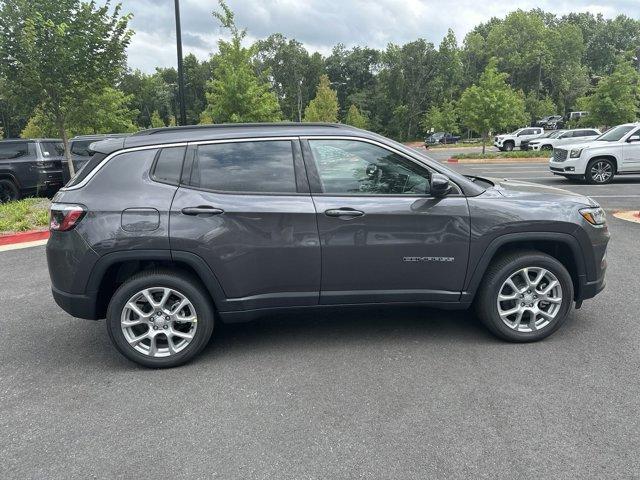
[
  {"left": 0, "top": 179, "right": 20, "bottom": 204},
  {"left": 475, "top": 251, "right": 573, "bottom": 342},
  {"left": 586, "top": 158, "right": 615, "bottom": 184},
  {"left": 106, "top": 270, "right": 215, "bottom": 368}
]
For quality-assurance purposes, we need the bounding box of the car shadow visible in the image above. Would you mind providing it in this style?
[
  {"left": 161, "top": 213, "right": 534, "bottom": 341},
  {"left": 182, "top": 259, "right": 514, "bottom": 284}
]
[{"left": 200, "top": 306, "right": 497, "bottom": 360}]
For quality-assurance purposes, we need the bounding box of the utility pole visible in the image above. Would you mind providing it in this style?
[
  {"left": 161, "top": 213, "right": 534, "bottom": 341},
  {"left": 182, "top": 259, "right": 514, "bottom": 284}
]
[{"left": 174, "top": 0, "right": 187, "bottom": 126}]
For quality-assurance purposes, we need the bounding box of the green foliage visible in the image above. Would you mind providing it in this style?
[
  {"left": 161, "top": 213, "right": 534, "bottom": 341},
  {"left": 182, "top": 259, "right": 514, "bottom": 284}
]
[
  {"left": 524, "top": 93, "right": 557, "bottom": 123},
  {"left": 421, "top": 101, "right": 458, "bottom": 134},
  {"left": 579, "top": 59, "right": 640, "bottom": 127},
  {"left": 458, "top": 61, "right": 528, "bottom": 152},
  {"left": 21, "top": 105, "right": 57, "bottom": 138},
  {"left": 150, "top": 111, "right": 165, "bottom": 128},
  {"left": 202, "top": 0, "right": 281, "bottom": 123},
  {"left": 0, "top": 198, "right": 50, "bottom": 233},
  {"left": 452, "top": 150, "right": 547, "bottom": 160},
  {"left": 304, "top": 75, "right": 339, "bottom": 122},
  {"left": 0, "top": 0, "right": 132, "bottom": 174},
  {"left": 344, "top": 104, "right": 368, "bottom": 129}
]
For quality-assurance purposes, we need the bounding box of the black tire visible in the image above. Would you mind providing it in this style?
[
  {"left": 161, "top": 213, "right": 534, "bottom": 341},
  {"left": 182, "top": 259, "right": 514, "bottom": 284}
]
[
  {"left": 541, "top": 144, "right": 553, "bottom": 151},
  {"left": 475, "top": 250, "right": 574, "bottom": 342},
  {"left": 503, "top": 141, "right": 514, "bottom": 152},
  {"left": 0, "top": 179, "right": 20, "bottom": 204},
  {"left": 585, "top": 158, "right": 615, "bottom": 184},
  {"left": 106, "top": 269, "right": 215, "bottom": 368}
]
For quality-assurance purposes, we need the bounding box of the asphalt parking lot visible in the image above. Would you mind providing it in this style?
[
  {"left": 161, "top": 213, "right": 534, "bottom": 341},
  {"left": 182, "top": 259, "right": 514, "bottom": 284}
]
[{"left": 1, "top": 153, "right": 639, "bottom": 479}]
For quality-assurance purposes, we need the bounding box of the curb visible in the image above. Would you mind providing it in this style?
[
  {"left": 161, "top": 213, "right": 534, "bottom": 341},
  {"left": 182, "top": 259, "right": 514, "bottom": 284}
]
[
  {"left": 612, "top": 211, "right": 640, "bottom": 224},
  {"left": 447, "top": 157, "right": 548, "bottom": 164},
  {"left": 0, "top": 229, "right": 50, "bottom": 246}
]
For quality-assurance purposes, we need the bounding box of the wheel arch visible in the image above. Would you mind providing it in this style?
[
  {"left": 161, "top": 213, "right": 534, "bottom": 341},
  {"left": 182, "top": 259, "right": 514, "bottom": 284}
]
[
  {"left": 0, "top": 172, "right": 21, "bottom": 189},
  {"left": 86, "top": 250, "right": 228, "bottom": 319},
  {"left": 587, "top": 154, "right": 619, "bottom": 173},
  {"left": 462, "top": 232, "right": 586, "bottom": 303}
]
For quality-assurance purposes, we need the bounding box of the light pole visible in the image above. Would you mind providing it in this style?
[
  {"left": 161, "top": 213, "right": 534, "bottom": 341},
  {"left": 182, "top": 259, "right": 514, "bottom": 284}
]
[{"left": 174, "top": 0, "right": 187, "bottom": 126}]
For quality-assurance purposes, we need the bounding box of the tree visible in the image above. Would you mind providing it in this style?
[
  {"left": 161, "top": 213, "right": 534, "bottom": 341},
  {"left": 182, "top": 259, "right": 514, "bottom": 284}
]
[
  {"left": 580, "top": 59, "right": 640, "bottom": 128},
  {"left": 524, "top": 92, "right": 557, "bottom": 124},
  {"left": 150, "top": 111, "right": 165, "bottom": 128},
  {"left": 21, "top": 87, "right": 138, "bottom": 136},
  {"left": 0, "top": 0, "right": 132, "bottom": 175},
  {"left": 201, "top": 1, "right": 281, "bottom": 123},
  {"left": 344, "top": 104, "right": 368, "bottom": 129},
  {"left": 304, "top": 75, "right": 339, "bottom": 122},
  {"left": 421, "top": 101, "right": 458, "bottom": 135},
  {"left": 458, "top": 61, "right": 528, "bottom": 153}
]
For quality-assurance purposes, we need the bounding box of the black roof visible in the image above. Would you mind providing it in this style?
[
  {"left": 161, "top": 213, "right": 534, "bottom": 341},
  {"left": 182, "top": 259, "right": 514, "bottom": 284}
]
[
  {"left": 92, "top": 123, "right": 370, "bottom": 154},
  {"left": 0, "top": 138, "right": 62, "bottom": 143}
]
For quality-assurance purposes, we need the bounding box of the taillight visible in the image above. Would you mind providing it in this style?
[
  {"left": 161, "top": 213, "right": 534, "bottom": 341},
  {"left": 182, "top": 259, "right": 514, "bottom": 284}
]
[{"left": 50, "top": 203, "right": 86, "bottom": 231}]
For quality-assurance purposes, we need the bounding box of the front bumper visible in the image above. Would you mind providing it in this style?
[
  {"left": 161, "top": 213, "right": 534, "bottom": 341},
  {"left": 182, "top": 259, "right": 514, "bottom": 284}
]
[{"left": 549, "top": 157, "right": 584, "bottom": 175}]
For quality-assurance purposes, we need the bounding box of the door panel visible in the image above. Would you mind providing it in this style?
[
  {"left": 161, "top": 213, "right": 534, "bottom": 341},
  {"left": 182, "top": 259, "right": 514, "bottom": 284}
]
[
  {"left": 170, "top": 188, "right": 321, "bottom": 309},
  {"left": 622, "top": 130, "right": 640, "bottom": 171},
  {"left": 312, "top": 195, "right": 471, "bottom": 304}
]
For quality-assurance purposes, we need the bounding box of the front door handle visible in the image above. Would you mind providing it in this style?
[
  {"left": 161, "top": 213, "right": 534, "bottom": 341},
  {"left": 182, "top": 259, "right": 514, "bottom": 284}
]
[
  {"left": 181, "top": 206, "right": 224, "bottom": 216},
  {"left": 324, "top": 208, "right": 365, "bottom": 218}
]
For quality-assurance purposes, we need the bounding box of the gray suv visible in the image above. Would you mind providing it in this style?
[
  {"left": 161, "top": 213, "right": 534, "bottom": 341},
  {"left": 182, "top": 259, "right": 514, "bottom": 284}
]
[
  {"left": 0, "top": 138, "right": 65, "bottom": 202},
  {"left": 46, "top": 124, "right": 609, "bottom": 368}
]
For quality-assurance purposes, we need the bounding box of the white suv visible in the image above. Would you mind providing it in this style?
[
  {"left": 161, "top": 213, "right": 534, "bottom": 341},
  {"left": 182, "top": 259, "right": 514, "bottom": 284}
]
[
  {"left": 494, "top": 127, "right": 544, "bottom": 151},
  {"left": 549, "top": 123, "right": 640, "bottom": 184},
  {"left": 528, "top": 128, "right": 601, "bottom": 151}
]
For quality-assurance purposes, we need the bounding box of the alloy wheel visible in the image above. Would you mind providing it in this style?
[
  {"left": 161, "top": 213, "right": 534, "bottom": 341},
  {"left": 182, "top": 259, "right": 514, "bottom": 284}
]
[
  {"left": 590, "top": 161, "right": 613, "bottom": 183},
  {"left": 120, "top": 287, "right": 198, "bottom": 358},
  {"left": 496, "top": 267, "right": 563, "bottom": 333}
]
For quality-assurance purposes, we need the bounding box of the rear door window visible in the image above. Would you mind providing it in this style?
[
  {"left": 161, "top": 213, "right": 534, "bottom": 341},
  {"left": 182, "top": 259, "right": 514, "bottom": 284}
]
[
  {"left": 0, "top": 142, "right": 30, "bottom": 160},
  {"left": 40, "top": 142, "right": 64, "bottom": 157},
  {"left": 190, "top": 140, "right": 297, "bottom": 193}
]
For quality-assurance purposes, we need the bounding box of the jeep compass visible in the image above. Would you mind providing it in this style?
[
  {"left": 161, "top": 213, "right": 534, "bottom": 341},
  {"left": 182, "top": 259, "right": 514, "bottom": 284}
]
[{"left": 46, "top": 123, "right": 609, "bottom": 367}]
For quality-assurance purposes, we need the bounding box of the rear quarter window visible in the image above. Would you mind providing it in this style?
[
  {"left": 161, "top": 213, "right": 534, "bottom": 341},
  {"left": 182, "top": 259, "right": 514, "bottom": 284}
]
[
  {"left": 0, "top": 142, "right": 31, "bottom": 160},
  {"left": 190, "top": 140, "right": 297, "bottom": 193},
  {"left": 152, "top": 147, "right": 186, "bottom": 185}
]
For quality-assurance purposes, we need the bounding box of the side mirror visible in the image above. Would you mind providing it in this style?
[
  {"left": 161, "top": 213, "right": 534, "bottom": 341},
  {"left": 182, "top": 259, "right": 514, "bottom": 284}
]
[
  {"left": 430, "top": 173, "right": 452, "bottom": 197},
  {"left": 627, "top": 135, "right": 640, "bottom": 143}
]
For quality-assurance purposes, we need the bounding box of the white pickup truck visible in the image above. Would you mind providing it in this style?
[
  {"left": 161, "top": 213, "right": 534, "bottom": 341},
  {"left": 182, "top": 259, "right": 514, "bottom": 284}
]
[
  {"left": 549, "top": 123, "right": 640, "bottom": 184},
  {"left": 494, "top": 127, "right": 544, "bottom": 151}
]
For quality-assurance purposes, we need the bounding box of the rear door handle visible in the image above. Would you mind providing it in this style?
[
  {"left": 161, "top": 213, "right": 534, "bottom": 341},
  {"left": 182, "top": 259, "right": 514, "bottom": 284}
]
[
  {"left": 324, "top": 208, "right": 365, "bottom": 218},
  {"left": 181, "top": 206, "right": 224, "bottom": 216}
]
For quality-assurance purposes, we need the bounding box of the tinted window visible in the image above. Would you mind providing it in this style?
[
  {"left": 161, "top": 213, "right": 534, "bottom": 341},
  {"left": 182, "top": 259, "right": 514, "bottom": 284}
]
[
  {"left": 153, "top": 147, "right": 185, "bottom": 184},
  {"left": 70, "top": 140, "right": 94, "bottom": 157},
  {"left": 308, "top": 139, "right": 430, "bottom": 195},
  {"left": 0, "top": 142, "right": 29, "bottom": 160},
  {"left": 40, "top": 142, "right": 64, "bottom": 157},
  {"left": 191, "top": 141, "right": 296, "bottom": 193}
]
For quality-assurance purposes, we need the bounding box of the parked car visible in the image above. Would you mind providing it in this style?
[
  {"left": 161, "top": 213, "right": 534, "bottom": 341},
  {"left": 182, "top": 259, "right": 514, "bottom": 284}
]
[
  {"left": 494, "top": 127, "right": 545, "bottom": 151},
  {"left": 527, "top": 128, "right": 601, "bottom": 151},
  {"left": 567, "top": 111, "right": 589, "bottom": 122},
  {"left": 0, "top": 138, "right": 65, "bottom": 203},
  {"left": 549, "top": 123, "right": 640, "bottom": 184},
  {"left": 66, "top": 134, "right": 130, "bottom": 181},
  {"left": 521, "top": 130, "right": 565, "bottom": 151},
  {"left": 535, "top": 115, "right": 564, "bottom": 129},
  {"left": 424, "top": 132, "right": 461, "bottom": 146},
  {"left": 47, "top": 123, "right": 609, "bottom": 367}
]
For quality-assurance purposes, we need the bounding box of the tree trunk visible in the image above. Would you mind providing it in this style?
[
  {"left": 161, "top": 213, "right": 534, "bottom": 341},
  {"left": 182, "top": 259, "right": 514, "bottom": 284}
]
[
  {"left": 482, "top": 132, "right": 487, "bottom": 155},
  {"left": 57, "top": 117, "right": 75, "bottom": 178}
]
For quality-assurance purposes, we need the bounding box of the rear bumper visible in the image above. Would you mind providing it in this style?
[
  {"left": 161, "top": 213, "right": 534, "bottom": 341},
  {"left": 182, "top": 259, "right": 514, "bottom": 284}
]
[{"left": 52, "top": 286, "right": 99, "bottom": 320}]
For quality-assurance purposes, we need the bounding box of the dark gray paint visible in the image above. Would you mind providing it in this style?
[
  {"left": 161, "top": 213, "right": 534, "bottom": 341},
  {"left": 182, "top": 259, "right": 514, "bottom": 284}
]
[
  {"left": 0, "top": 139, "right": 65, "bottom": 195},
  {"left": 47, "top": 124, "right": 610, "bottom": 321}
]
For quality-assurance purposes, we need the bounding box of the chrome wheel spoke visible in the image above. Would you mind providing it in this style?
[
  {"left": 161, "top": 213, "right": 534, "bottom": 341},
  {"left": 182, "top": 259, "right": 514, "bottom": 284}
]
[
  {"left": 497, "top": 266, "right": 563, "bottom": 333},
  {"left": 121, "top": 286, "right": 198, "bottom": 358}
]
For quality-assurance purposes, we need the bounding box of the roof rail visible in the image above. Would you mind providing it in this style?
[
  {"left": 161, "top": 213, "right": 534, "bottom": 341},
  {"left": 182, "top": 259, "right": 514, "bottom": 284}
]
[{"left": 132, "top": 122, "right": 356, "bottom": 136}]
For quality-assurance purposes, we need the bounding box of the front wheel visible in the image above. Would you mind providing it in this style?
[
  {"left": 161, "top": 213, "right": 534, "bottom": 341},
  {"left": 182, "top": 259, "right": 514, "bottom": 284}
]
[
  {"left": 106, "top": 270, "right": 215, "bottom": 368},
  {"left": 503, "top": 141, "right": 514, "bottom": 152},
  {"left": 586, "top": 158, "right": 615, "bottom": 184},
  {"left": 475, "top": 251, "right": 574, "bottom": 342}
]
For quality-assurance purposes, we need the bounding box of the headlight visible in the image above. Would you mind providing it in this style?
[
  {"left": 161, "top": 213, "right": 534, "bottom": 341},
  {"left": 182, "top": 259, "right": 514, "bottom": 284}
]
[
  {"left": 580, "top": 207, "right": 606, "bottom": 226},
  {"left": 570, "top": 148, "right": 583, "bottom": 158}
]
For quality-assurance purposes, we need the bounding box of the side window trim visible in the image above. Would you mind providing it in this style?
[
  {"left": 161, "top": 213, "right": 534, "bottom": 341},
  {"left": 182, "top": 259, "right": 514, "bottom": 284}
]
[
  {"left": 300, "top": 137, "right": 462, "bottom": 197},
  {"left": 183, "top": 138, "right": 308, "bottom": 196},
  {"left": 150, "top": 146, "right": 187, "bottom": 186}
]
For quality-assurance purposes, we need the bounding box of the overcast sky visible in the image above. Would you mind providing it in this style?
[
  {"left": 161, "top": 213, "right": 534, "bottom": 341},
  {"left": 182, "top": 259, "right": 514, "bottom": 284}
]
[{"left": 126, "top": 0, "right": 638, "bottom": 73}]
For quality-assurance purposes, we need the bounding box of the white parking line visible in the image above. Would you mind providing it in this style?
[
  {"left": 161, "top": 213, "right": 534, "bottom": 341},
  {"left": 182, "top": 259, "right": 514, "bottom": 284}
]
[{"left": 0, "top": 239, "right": 48, "bottom": 252}]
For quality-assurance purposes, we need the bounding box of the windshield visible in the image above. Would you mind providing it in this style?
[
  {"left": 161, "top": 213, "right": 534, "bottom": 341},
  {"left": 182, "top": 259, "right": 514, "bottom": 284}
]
[
  {"left": 509, "top": 129, "right": 523, "bottom": 135},
  {"left": 596, "top": 125, "right": 635, "bottom": 142},
  {"left": 548, "top": 130, "right": 565, "bottom": 138},
  {"left": 40, "top": 142, "right": 64, "bottom": 157}
]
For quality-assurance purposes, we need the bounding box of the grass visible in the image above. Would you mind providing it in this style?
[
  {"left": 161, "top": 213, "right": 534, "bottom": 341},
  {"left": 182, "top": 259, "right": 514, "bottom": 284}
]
[
  {"left": 452, "top": 150, "right": 549, "bottom": 160},
  {"left": 0, "top": 198, "right": 50, "bottom": 233},
  {"left": 426, "top": 140, "right": 484, "bottom": 149}
]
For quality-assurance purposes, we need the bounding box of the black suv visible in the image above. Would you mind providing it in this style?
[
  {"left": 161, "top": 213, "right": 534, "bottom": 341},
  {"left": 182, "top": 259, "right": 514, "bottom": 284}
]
[
  {"left": 0, "top": 138, "right": 65, "bottom": 203},
  {"left": 46, "top": 124, "right": 609, "bottom": 368}
]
